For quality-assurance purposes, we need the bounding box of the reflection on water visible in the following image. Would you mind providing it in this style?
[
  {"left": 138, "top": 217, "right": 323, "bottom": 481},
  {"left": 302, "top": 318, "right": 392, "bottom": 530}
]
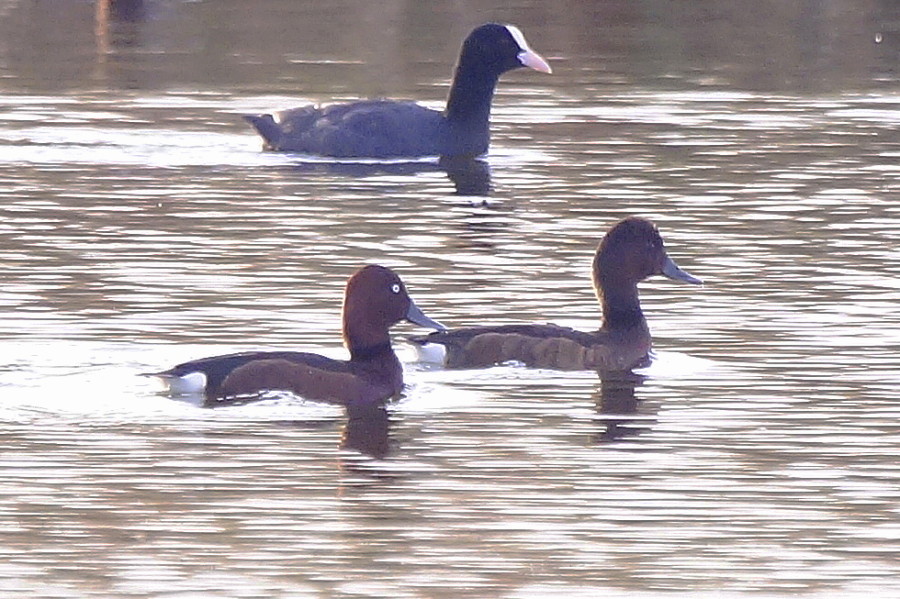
[
  {"left": 593, "top": 372, "right": 650, "bottom": 443},
  {"left": 1, "top": 0, "right": 900, "bottom": 596},
  {"left": 341, "top": 403, "right": 392, "bottom": 460},
  {"left": 281, "top": 156, "right": 492, "bottom": 197}
]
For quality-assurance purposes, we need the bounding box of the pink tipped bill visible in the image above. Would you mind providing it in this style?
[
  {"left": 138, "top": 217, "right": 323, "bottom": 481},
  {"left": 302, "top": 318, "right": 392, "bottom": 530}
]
[
  {"left": 504, "top": 24, "right": 552, "bottom": 74},
  {"left": 518, "top": 49, "right": 552, "bottom": 74}
]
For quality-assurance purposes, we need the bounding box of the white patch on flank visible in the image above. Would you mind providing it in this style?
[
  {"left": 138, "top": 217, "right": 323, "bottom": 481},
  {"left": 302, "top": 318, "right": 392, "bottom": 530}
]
[
  {"left": 411, "top": 342, "right": 447, "bottom": 366},
  {"left": 505, "top": 24, "right": 531, "bottom": 51},
  {"left": 163, "top": 371, "right": 208, "bottom": 395}
]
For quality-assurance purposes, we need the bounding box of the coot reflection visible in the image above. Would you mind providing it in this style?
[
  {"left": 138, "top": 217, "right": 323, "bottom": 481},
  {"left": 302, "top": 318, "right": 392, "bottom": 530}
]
[{"left": 280, "top": 157, "right": 492, "bottom": 197}]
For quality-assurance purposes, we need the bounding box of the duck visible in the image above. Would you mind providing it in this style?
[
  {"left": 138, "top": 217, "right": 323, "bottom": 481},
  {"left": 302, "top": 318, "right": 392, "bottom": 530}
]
[
  {"left": 408, "top": 217, "right": 702, "bottom": 372},
  {"left": 243, "top": 23, "right": 551, "bottom": 158},
  {"left": 147, "top": 265, "right": 445, "bottom": 406}
]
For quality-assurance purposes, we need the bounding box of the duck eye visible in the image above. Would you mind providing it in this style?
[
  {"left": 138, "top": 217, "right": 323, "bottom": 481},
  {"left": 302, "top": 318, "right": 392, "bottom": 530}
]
[{"left": 391, "top": 283, "right": 401, "bottom": 294}]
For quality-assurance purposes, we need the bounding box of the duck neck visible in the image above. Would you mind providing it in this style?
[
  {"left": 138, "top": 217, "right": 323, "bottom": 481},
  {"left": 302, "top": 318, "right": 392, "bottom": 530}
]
[
  {"left": 344, "top": 308, "right": 394, "bottom": 362},
  {"left": 598, "top": 280, "right": 647, "bottom": 332},
  {"left": 348, "top": 341, "right": 394, "bottom": 362},
  {"left": 347, "top": 335, "right": 403, "bottom": 399},
  {"left": 444, "top": 61, "right": 500, "bottom": 132}
]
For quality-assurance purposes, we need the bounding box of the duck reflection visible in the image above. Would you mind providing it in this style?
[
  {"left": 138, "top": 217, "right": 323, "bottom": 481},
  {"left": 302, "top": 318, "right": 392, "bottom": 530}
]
[
  {"left": 284, "top": 156, "right": 492, "bottom": 197},
  {"left": 183, "top": 392, "right": 394, "bottom": 461},
  {"left": 341, "top": 403, "right": 392, "bottom": 459},
  {"left": 97, "top": 0, "right": 145, "bottom": 23},
  {"left": 94, "top": 0, "right": 147, "bottom": 84},
  {"left": 95, "top": 0, "right": 146, "bottom": 52},
  {"left": 592, "top": 371, "right": 654, "bottom": 443}
]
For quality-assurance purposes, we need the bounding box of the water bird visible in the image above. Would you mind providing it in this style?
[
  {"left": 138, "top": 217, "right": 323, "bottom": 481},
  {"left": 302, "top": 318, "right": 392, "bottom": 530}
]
[
  {"left": 148, "top": 265, "right": 445, "bottom": 405},
  {"left": 243, "top": 23, "right": 551, "bottom": 158},
  {"left": 409, "top": 217, "right": 702, "bottom": 372}
]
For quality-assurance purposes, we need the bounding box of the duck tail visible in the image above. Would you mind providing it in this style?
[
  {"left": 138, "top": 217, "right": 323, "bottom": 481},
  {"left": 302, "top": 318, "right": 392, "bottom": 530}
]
[
  {"left": 243, "top": 114, "right": 282, "bottom": 150},
  {"left": 139, "top": 369, "right": 173, "bottom": 378},
  {"left": 406, "top": 333, "right": 450, "bottom": 365}
]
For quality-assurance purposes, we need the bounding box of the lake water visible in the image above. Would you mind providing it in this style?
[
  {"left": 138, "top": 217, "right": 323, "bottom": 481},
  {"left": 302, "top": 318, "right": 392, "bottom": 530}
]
[{"left": 1, "top": 1, "right": 899, "bottom": 597}]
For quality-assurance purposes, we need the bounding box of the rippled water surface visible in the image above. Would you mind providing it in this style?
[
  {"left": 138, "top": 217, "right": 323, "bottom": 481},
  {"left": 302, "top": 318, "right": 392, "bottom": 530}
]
[{"left": 1, "top": 1, "right": 899, "bottom": 597}]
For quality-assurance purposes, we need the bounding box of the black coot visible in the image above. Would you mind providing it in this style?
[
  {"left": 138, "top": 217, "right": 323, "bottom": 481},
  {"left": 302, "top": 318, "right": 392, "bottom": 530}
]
[{"left": 244, "top": 23, "right": 551, "bottom": 158}]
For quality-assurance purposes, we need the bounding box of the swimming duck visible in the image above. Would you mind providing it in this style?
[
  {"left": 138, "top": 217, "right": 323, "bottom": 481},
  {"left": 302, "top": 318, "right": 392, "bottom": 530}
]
[
  {"left": 409, "top": 217, "right": 701, "bottom": 372},
  {"left": 243, "top": 23, "right": 551, "bottom": 158},
  {"left": 148, "top": 265, "right": 445, "bottom": 405}
]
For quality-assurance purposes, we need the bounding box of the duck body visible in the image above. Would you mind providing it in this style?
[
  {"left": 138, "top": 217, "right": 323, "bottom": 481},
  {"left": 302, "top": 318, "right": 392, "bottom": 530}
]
[
  {"left": 162, "top": 347, "right": 404, "bottom": 407},
  {"left": 416, "top": 322, "right": 652, "bottom": 371},
  {"left": 244, "top": 23, "right": 551, "bottom": 158},
  {"left": 148, "top": 265, "right": 444, "bottom": 406},
  {"left": 154, "top": 349, "right": 401, "bottom": 405},
  {"left": 409, "top": 217, "right": 701, "bottom": 373}
]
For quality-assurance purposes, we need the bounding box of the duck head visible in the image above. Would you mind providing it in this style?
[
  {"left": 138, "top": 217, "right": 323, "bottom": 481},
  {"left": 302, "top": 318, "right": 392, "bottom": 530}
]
[
  {"left": 594, "top": 217, "right": 702, "bottom": 292},
  {"left": 342, "top": 265, "right": 446, "bottom": 353}
]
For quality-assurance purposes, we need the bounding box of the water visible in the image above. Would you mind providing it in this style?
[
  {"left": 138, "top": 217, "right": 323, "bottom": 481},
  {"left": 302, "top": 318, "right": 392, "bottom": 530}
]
[{"left": 1, "top": 0, "right": 899, "bottom": 597}]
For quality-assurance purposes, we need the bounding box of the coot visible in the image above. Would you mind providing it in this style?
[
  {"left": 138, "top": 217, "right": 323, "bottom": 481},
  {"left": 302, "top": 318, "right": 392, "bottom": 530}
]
[{"left": 244, "top": 23, "right": 551, "bottom": 158}]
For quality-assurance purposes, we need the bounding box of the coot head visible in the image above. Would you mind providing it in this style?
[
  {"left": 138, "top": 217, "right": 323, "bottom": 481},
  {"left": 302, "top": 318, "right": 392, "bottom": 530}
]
[{"left": 459, "top": 23, "right": 552, "bottom": 77}]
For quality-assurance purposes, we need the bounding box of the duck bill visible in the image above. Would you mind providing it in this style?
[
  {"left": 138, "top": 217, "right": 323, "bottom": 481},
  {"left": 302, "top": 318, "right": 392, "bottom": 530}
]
[
  {"left": 661, "top": 256, "right": 703, "bottom": 285},
  {"left": 517, "top": 49, "right": 552, "bottom": 74},
  {"left": 406, "top": 300, "right": 447, "bottom": 332}
]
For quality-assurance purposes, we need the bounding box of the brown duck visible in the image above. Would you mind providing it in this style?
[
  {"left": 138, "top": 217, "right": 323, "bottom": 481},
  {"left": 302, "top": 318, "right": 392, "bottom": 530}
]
[
  {"left": 408, "top": 217, "right": 701, "bottom": 372},
  {"left": 148, "top": 265, "right": 445, "bottom": 406}
]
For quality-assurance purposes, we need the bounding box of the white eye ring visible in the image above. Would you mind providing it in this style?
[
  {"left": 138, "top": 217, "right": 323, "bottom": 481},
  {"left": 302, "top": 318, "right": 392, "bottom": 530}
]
[{"left": 391, "top": 283, "right": 401, "bottom": 294}]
